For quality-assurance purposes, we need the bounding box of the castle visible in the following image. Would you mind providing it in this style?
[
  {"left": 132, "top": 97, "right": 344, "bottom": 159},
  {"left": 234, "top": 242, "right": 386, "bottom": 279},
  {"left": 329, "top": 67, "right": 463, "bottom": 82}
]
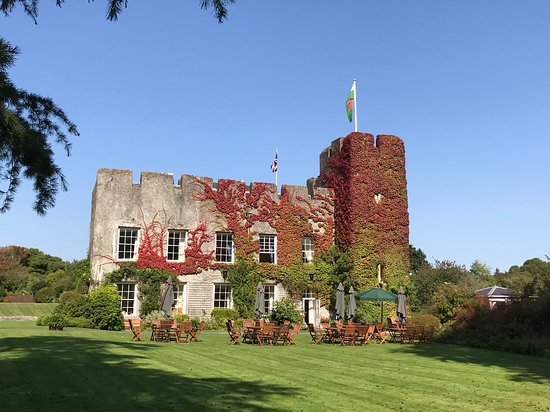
[{"left": 88, "top": 132, "right": 409, "bottom": 324}]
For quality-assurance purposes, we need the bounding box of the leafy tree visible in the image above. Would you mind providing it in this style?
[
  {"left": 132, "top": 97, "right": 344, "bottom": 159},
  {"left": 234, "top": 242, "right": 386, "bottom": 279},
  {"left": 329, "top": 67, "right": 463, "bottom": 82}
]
[
  {"left": 409, "top": 244, "right": 428, "bottom": 274},
  {"left": 496, "top": 258, "right": 550, "bottom": 297},
  {"left": 0, "top": 39, "right": 79, "bottom": 214},
  {"left": 469, "top": 260, "right": 493, "bottom": 284}
]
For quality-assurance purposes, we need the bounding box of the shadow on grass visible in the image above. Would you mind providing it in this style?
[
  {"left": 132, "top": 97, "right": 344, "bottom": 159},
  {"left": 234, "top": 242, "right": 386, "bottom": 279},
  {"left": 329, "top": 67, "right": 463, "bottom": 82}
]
[
  {"left": 389, "top": 342, "right": 550, "bottom": 384},
  {"left": 0, "top": 336, "right": 299, "bottom": 411}
]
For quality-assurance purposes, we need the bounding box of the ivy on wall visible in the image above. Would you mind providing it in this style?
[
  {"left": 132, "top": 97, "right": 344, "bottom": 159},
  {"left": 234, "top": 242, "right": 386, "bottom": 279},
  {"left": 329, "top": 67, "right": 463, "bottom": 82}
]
[
  {"left": 319, "top": 132, "right": 409, "bottom": 292},
  {"left": 135, "top": 211, "right": 214, "bottom": 276}
]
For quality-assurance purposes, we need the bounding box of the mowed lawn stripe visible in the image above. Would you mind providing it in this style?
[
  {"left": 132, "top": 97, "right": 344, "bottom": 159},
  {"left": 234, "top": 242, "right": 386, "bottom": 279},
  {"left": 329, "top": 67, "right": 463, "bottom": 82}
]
[{"left": 1, "top": 325, "right": 549, "bottom": 411}]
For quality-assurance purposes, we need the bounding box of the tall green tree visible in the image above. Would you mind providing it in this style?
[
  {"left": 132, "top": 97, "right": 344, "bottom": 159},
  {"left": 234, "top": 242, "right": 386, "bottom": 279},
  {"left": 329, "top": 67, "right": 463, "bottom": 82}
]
[{"left": 0, "top": 39, "right": 79, "bottom": 214}]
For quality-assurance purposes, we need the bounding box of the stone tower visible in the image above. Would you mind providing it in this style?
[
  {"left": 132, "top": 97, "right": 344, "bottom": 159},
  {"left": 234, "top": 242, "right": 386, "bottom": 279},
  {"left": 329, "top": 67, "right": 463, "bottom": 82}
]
[{"left": 317, "top": 132, "right": 409, "bottom": 290}]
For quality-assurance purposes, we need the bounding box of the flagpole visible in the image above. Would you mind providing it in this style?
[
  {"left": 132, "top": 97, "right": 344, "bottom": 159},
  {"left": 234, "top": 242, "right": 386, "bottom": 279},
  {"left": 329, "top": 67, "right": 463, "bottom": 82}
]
[
  {"left": 353, "top": 79, "right": 358, "bottom": 132},
  {"left": 275, "top": 148, "right": 278, "bottom": 188}
]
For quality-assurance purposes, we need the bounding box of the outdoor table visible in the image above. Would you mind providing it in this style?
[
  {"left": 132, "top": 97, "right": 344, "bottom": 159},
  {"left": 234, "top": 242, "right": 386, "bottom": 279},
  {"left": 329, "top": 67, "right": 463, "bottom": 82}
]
[
  {"left": 325, "top": 327, "right": 342, "bottom": 344},
  {"left": 245, "top": 326, "right": 261, "bottom": 344}
]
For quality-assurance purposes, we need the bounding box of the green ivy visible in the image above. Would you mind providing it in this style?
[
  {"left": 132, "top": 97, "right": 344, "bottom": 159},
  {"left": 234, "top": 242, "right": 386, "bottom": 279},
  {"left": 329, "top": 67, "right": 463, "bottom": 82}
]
[
  {"left": 226, "top": 259, "right": 262, "bottom": 318},
  {"left": 106, "top": 262, "right": 176, "bottom": 317}
]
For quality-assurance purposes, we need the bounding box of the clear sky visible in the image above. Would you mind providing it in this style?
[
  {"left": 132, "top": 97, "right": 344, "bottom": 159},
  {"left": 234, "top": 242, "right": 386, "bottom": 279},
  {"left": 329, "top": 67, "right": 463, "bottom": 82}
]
[{"left": 1, "top": 1, "right": 549, "bottom": 273}]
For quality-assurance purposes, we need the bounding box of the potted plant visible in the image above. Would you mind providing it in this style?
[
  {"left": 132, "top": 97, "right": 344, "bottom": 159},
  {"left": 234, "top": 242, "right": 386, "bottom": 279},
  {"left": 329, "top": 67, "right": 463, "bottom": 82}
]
[{"left": 46, "top": 313, "right": 68, "bottom": 331}]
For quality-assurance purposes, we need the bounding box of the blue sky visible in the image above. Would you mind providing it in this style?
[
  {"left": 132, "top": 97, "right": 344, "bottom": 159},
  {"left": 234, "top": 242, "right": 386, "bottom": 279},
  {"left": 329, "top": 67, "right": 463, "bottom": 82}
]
[{"left": 1, "top": 1, "right": 549, "bottom": 272}]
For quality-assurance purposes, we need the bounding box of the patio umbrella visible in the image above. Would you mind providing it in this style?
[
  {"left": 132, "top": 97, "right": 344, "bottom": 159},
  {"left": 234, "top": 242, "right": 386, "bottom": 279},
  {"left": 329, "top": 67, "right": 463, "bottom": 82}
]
[
  {"left": 346, "top": 286, "right": 357, "bottom": 320},
  {"left": 355, "top": 287, "right": 398, "bottom": 322},
  {"left": 160, "top": 277, "right": 174, "bottom": 317},
  {"left": 254, "top": 282, "right": 264, "bottom": 319},
  {"left": 335, "top": 282, "right": 345, "bottom": 320},
  {"left": 397, "top": 286, "right": 407, "bottom": 324}
]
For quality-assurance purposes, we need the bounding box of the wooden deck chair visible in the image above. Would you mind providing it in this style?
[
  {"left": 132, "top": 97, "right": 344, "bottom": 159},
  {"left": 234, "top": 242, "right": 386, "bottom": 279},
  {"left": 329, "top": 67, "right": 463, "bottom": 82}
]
[
  {"left": 242, "top": 319, "right": 256, "bottom": 344},
  {"left": 174, "top": 321, "right": 192, "bottom": 344},
  {"left": 307, "top": 324, "right": 324, "bottom": 344},
  {"left": 356, "top": 324, "right": 375, "bottom": 346},
  {"left": 258, "top": 322, "right": 275, "bottom": 346},
  {"left": 272, "top": 324, "right": 290, "bottom": 345},
  {"left": 286, "top": 323, "right": 301, "bottom": 345},
  {"left": 226, "top": 320, "right": 241, "bottom": 345},
  {"left": 340, "top": 324, "right": 357, "bottom": 346},
  {"left": 128, "top": 318, "right": 143, "bottom": 341},
  {"left": 189, "top": 320, "right": 206, "bottom": 342}
]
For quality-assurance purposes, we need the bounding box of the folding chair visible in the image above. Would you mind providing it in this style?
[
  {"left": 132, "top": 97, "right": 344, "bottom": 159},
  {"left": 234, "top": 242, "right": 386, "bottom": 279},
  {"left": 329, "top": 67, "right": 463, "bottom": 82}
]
[{"left": 128, "top": 318, "right": 143, "bottom": 341}]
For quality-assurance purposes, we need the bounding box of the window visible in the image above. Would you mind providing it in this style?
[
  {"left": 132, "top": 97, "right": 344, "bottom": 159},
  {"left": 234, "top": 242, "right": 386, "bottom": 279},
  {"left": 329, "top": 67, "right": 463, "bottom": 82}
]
[
  {"left": 117, "top": 227, "right": 139, "bottom": 260},
  {"left": 172, "top": 283, "right": 187, "bottom": 314},
  {"left": 117, "top": 283, "right": 136, "bottom": 315},
  {"left": 167, "top": 230, "right": 187, "bottom": 261},
  {"left": 259, "top": 234, "right": 276, "bottom": 264},
  {"left": 213, "top": 284, "right": 232, "bottom": 308},
  {"left": 302, "top": 237, "right": 314, "bottom": 263},
  {"left": 215, "top": 232, "right": 234, "bottom": 263},
  {"left": 263, "top": 284, "right": 275, "bottom": 314}
]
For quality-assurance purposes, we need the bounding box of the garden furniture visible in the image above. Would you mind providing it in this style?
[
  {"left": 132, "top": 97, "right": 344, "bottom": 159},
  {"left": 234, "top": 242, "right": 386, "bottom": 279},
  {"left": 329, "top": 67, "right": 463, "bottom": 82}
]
[
  {"left": 128, "top": 318, "right": 143, "bottom": 341},
  {"left": 340, "top": 324, "right": 357, "bottom": 346},
  {"left": 226, "top": 320, "right": 241, "bottom": 345},
  {"left": 285, "top": 323, "right": 301, "bottom": 345},
  {"left": 189, "top": 321, "right": 206, "bottom": 342},
  {"left": 307, "top": 324, "right": 324, "bottom": 344},
  {"left": 174, "top": 321, "right": 192, "bottom": 344}
]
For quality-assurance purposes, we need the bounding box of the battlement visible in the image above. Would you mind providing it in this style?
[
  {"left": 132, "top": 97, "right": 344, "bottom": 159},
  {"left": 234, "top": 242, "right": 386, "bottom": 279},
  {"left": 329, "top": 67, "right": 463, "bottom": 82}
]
[
  {"left": 94, "top": 168, "right": 332, "bottom": 202},
  {"left": 318, "top": 133, "right": 405, "bottom": 178}
]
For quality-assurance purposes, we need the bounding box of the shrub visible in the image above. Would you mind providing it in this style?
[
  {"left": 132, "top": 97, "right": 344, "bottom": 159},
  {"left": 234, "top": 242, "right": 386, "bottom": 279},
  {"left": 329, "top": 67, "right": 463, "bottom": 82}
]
[
  {"left": 271, "top": 297, "right": 302, "bottom": 325},
  {"left": 172, "top": 313, "right": 190, "bottom": 324},
  {"left": 87, "top": 284, "right": 124, "bottom": 331},
  {"left": 210, "top": 308, "right": 239, "bottom": 329},
  {"left": 143, "top": 310, "right": 167, "bottom": 329},
  {"left": 407, "top": 313, "right": 441, "bottom": 329},
  {"left": 37, "top": 313, "right": 68, "bottom": 329},
  {"left": 56, "top": 290, "right": 90, "bottom": 318},
  {"left": 66, "top": 316, "right": 94, "bottom": 329}
]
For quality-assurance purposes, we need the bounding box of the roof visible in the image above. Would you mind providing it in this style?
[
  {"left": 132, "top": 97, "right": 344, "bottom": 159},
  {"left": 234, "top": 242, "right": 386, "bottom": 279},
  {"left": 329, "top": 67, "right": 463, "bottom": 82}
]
[{"left": 475, "top": 285, "right": 513, "bottom": 297}]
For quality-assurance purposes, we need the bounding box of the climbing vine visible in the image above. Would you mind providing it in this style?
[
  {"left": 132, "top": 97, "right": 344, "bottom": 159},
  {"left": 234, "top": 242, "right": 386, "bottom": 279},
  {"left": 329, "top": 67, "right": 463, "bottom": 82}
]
[{"left": 319, "top": 132, "right": 409, "bottom": 291}]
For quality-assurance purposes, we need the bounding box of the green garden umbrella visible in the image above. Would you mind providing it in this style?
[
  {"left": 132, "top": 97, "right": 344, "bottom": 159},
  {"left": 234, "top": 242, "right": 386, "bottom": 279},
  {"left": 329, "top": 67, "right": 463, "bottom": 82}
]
[{"left": 355, "top": 287, "right": 398, "bottom": 322}]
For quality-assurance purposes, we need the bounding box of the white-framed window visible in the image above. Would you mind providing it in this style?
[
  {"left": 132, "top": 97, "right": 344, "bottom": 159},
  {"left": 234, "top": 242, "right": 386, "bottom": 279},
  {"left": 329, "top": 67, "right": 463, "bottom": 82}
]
[
  {"left": 259, "top": 234, "right": 276, "bottom": 264},
  {"left": 167, "top": 230, "right": 187, "bottom": 261},
  {"left": 263, "top": 284, "right": 275, "bottom": 314},
  {"left": 117, "top": 283, "right": 136, "bottom": 316},
  {"left": 117, "top": 227, "right": 139, "bottom": 260},
  {"left": 302, "top": 236, "right": 314, "bottom": 263},
  {"left": 215, "top": 232, "right": 234, "bottom": 263},
  {"left": 172, "top": 283, "right": 188, "bottom": 314},
  {"left": 213, "top": 283, "right": 232, "bottom": 308}
]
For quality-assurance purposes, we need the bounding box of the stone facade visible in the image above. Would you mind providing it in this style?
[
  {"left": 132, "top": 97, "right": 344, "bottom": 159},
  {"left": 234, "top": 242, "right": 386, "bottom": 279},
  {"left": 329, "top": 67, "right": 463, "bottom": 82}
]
[{"left": 88, "top": 132, "right": 409, "bottom": 320}]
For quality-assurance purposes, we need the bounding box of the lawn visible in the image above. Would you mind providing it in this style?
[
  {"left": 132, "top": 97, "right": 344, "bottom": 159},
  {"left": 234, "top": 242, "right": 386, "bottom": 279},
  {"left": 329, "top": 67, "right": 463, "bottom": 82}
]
[
  {"left": 1, "top": 323, "right": 549, "bottom": 411},
  {"left": 0, "top": 302, "right": 57, "bottom": 317}
]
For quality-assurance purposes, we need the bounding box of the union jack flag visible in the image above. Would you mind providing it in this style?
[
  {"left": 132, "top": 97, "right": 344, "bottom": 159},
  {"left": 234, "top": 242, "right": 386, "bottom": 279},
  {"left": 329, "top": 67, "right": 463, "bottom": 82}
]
[{"left": 271, "top": 151, "right": 278, "bottom": 173}]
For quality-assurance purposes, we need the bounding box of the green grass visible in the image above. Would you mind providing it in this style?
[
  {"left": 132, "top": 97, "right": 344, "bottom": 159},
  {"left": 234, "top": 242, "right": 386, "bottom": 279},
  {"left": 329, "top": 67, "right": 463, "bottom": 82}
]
[
  {"left": 1, "top": 324, "right": 549, "bottom": 411},
  {"left": 0, "top": 302, "right": 57, "bottom": 317}
]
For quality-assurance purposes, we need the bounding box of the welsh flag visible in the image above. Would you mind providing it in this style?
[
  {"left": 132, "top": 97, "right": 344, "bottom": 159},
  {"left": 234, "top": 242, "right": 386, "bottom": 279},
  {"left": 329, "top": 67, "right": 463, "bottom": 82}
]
[{"left": 346, "top": 83, "right": 355, "bottom": 122}]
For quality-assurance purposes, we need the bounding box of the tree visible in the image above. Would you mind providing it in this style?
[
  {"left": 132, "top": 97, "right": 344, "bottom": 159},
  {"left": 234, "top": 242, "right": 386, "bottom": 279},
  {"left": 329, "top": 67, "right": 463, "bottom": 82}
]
[
  {"left": 0, "top": 0, "right": 237, "bottom": 23},
  {"left": 409, "top": 244, "right": 428, "bottom": 274},
  {"left": 1, "top": 39, "right": 79, "bottom": 214},
  {"left": 469, "top": 260, "right": 493, "bottom": 284},
  {"left": 1, "top": 0, "right": 235, "bottom": 214}
]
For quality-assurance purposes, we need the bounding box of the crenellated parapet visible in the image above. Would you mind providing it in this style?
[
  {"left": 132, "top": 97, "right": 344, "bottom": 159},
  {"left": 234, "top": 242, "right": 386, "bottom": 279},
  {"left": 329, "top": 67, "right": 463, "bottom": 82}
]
[
  {"left": 89, "top": 168, "right": 335, "bottom": 280},
  {"left": 317, "top": 132, "right": 409, "bottom": 290}
]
